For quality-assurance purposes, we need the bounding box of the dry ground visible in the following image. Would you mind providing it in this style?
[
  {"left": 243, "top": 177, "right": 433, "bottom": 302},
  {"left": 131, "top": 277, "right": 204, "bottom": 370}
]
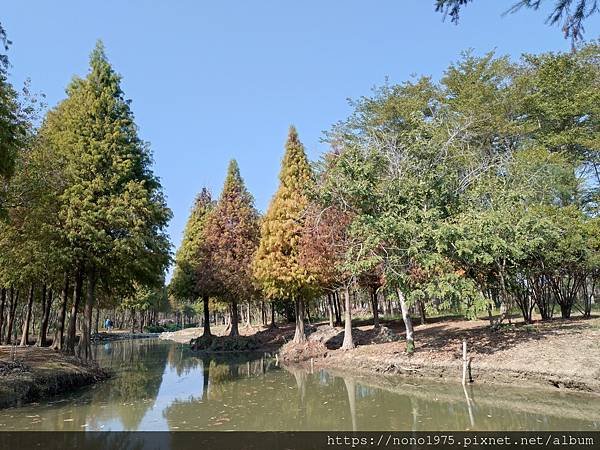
[
  {"left": 161, "top": 315, "right": 600, "bottom": 392},
  {"left": 0, "top": 346, "right": 109, "bottom": 408}
]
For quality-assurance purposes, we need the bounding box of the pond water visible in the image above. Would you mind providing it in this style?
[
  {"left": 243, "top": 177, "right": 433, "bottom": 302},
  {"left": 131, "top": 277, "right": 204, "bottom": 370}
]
[{"left": 0, "top": 339, "right": 598, "bottom": 431}]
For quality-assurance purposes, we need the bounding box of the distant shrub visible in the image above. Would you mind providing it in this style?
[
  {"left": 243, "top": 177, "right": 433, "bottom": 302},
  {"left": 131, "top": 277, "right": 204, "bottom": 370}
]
[
  {"left": 144, "top": 324, "right": 166, "bottom": 333},
  {"left": 190, "top": 335, "right": 260, "bottom": 352}
]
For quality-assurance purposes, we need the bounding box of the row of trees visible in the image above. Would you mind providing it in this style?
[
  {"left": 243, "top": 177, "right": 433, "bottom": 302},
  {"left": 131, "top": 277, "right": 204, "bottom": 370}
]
[
  {"left": 0, "top": 28, "right": 171, "bottom": 357},
  {"left": 172, "top": 42, "right": 599, "bottom": 353}
]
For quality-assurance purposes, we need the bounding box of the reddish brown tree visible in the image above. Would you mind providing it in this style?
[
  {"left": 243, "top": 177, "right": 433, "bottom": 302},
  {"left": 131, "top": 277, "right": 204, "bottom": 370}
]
[
  {"left": 205, "top": 160, "right": 260, "bottom": 336},
  {"left": 299, "top": 178, "right": 356, "bottom": 349}
]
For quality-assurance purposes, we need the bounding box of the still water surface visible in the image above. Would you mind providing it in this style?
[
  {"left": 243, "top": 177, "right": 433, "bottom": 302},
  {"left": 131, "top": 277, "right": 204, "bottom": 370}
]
[{"left": 0, "top": 339, "right": 598, "bottom": 431}]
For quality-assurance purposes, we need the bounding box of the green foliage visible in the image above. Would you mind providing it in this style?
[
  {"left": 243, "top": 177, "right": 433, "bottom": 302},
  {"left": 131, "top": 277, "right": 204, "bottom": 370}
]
[
  {"left": 123, "top": 284, "right": 167, "bottom": 314},
  {"left": 143, "top": 324, "right": 166, "bottom": 333},
  {"left": 0, "top": 23, "right": 35, "bottom": 219},
  {"left": 46, "top": 41, "right": 171, "bottom": 288},
  {"left": 324, "top": 44, "right": 599, "bottom": 322},
  {"left": 0, "top": 40, "right": 172, "bottom": 353},
  {"left": 169, "top": 188, "right": 215, "bottom": 302}
]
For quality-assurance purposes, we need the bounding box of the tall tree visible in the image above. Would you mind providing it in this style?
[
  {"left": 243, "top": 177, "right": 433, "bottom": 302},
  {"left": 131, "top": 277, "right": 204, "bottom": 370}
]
[
  {"left": 43, "top": 41, "right": 171, "bottom": 357},
  {"left": 253, "top": 127, "right": 315, "bottom": 343},
  {"left": 0, "top": 22, "right": 30, "bottom": 218},
  {"left": 169, "top": 188, "right": 216, "bottom": 337},
  {"left": 205, "top": 160, "right": 260, "bottom": 337},
  {"left": 300, "top": 153, "right": 358, "bottom": 349}
]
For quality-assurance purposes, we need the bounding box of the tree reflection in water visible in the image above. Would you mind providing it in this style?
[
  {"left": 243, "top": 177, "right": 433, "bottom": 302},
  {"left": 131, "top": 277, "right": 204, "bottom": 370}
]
[{"left": 0, "top": 339, "right": 598, "bottom": 431}]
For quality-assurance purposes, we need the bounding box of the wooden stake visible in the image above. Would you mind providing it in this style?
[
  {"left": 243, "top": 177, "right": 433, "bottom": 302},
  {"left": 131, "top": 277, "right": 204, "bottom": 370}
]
[{"left": 462, "top": 339, "right": 468, "bottom": 385}]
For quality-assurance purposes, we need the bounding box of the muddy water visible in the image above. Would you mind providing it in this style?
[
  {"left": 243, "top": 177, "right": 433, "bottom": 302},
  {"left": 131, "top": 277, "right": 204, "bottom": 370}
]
[{"left": 0, "top": 339, "right": 598, "bottom": 431}]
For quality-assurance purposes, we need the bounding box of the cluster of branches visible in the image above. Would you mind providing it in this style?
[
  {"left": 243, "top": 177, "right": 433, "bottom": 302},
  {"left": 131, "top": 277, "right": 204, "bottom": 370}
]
[{"left": 435, "top": 0, "right": 599, "bottom": 45}]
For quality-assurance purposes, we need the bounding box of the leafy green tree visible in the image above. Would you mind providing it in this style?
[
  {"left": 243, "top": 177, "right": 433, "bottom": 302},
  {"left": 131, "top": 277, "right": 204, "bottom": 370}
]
[
  {"left": 205, "top": 160, "right": 260, "bottom": 336},
  {"left": 0, "top": 22, "right": 29, "bottom": 218},
  {"left": 517, "top": 44, "right": 600, "bottom": 194},
  {"left": 169, "top": 188, "right": 216, "bottom": 336},
  {"left": 300, "top": 151, "right": 365, "bottom": 348},
  {"left": 253, "top": 127, "right": 316, "bottom": 343},
  {"left": 42, "top": 41, "right": 171, "bottom": 357},
  {"left": 122, "top": 283, "right": 167, "bottom": 332}
]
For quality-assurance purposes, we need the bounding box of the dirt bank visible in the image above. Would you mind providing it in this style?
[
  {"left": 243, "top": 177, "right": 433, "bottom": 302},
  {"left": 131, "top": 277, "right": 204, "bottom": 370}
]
[
  {"left": 160, "top": 315, "right": 600, "bottom": 393},
  {"left": 92, "top": 331, "right": 160, "bottom": 342},
  {"left": 0, "top": 347, "right": 109, "bottom": 409},
  {"left": 160, "top": 324, "right": 290, "bottom": 352},
  {"left": 280, "top": 316, "right": 600, "bottom": 394}
]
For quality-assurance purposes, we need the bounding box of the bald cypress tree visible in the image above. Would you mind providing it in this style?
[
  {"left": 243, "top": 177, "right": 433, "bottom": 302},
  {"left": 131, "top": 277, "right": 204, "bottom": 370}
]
[
  {"left": 205, "top": 160, "right": 260, "bottom": 337},
  {"left": 170, "top": 188, "right": 215, "bottom": 336},
  {"left": 253, "top": 127, "right": 315, "bottom": 343},
  {"left": 45, "top": 41, "right": 171, "bottom": 357}
]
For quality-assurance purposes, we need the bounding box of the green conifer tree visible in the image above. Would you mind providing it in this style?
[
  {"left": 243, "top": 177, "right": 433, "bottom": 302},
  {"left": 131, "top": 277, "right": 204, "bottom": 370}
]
[
  {"left": 170, "top": 188, "right": 216, "bottom": 337},
  {"left": 45, "top": 41, "right": 171, "bottom": 357},
  {"left": 0, "top": 23, "right": 28, "bottom": 218}
]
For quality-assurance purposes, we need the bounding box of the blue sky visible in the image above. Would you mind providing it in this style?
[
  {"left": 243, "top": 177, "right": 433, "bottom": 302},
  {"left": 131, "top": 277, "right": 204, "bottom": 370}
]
[{"left": 3, "top": 1, "right": 598, "bottom": 276}]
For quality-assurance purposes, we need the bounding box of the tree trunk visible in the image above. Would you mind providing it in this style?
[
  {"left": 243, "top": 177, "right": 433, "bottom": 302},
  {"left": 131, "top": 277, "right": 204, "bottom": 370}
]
[
  {"left": 202, "top": 295, "right": 211, "bottom": 337},
  {"left": 293, "top": 296, "right": 306, "bottom": 343},
  {"left": 20, "top": 284, "right": 35, "bottom": 346},
  {"left": 94, "top": 307, "right": 100, "bottom": 335},
  {"left": 584, "top": 278, "right": 595, "bottom": 318},
  {"left": 270, "top": 302, "right": 277, "bottom": 328},
  {"left": 0, "top": 288, "right": 6, "bottom": 343},
  {"left": 65, "top": 265, "right": 84, "bottom": 355},
  {"left": 497, "top": 265, "right": 511, "bottom": 324},
  {"left": 336, "top": 291, "right": 343, "bottom": 321},
  {"left": 418, "top": 300, "right": 426, "bottom": 325},
  {"left": 560, "top": 302, "right": 572, "bottom": 319},
  {"left": 78, "top": 267, "right": 96, "bottom": 360},
  {"left": 229, "top": 300, "right": 239, "bottom": 337},
  {"left": 52, "top": 272, "right": 70, "bottom": 351},
  {"left": 5, "top": 288, "right": 18, "bottom": 344},
  {"left": 35, "top": 284, "right": 47, "bottom": 346},
  {"left": 397, "top": 289, "right": 415, "bottom": 353},
  {"left": 245, "top": 301, "right": 251, "bottom": 328},
  {"left": 37, "top": 286, "right": 52, "bottom": 347},
  {"left": 371, "top": 287, "right": 380, "bottom": 329},
  {"left": 341, "top": 286, "right": 354, "bottom": 350},
  {"left": 327, "top": 293, "right": 334, "bottom": 328},
  {"left": 333, "top": 291, "right": 341, "bottom": 325}
]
